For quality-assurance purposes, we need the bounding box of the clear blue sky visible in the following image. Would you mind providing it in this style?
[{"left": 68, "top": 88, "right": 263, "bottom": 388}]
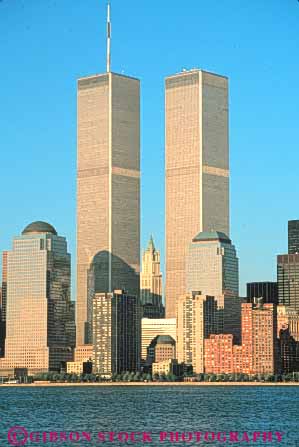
[{"left": 0, "top": 0, "right": 298, "bottom": 298}]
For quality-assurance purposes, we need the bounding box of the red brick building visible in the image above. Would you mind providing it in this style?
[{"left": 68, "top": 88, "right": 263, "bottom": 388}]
[{"left": 204, "top": 300, "right": 278, "bottom": 375}]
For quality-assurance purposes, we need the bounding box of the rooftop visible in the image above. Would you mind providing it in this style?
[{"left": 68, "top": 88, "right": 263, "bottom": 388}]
[
  {"left": 192, "top": 231, "right": 231, "bottom": 244},
  {"left": 22, "top": 221, "right": 57, "bottom": 236}
]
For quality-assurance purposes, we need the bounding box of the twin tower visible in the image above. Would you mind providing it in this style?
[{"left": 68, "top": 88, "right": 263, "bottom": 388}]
[{"left": 76, "top": 68, "right": 229, "bottom": 346}]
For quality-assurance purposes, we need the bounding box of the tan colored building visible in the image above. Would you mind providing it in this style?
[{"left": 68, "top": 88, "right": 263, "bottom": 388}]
[
  {"left": 146, "top": 335, "right": 176, "bottom": 366},
  {"left": 154, "top": 336, "right": 176, "bottom": 363},
  {"left": 66, "top": 362, "right": 85, "bottom": 375},
  {"left": 74, "top": 344, "right": 94, "bottom": 362},
  {"left": 76, "top": 71, "right": 140, "bottom": 346},
  {"left": 140, "top": 236, "right": 163, "bottom": 317},
  {"left": 0, "top": 222, "right": 75, "bottom": 376},
  {"left": 176, "top": 292, "right": 217, "bottom": 374},
  {"left": 165, "top": 69, "right": 229, "bottom": 318},
  {"left": 141, "top": 318, "right": 176, "bottom": 361},
  {"left": 152, "top": 359, "right": 180, "bottom": 376}
]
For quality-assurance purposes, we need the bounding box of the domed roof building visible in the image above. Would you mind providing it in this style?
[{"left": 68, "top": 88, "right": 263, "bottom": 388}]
[{"left": 22, "top": 221, "right": 57, "bottom": 236}]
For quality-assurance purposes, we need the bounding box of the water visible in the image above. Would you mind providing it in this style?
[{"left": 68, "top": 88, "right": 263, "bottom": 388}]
[{"left": 0, "top": 385, "right": 298, "bottom": 446}]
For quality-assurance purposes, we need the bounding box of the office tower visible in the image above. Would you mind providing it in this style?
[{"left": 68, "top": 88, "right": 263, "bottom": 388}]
[
  {"left": 205, "top": 301, "right": 278, "bottom": 375},
  {"left": 247, "top": 282, "right": 278, "bottom": 305},
  {"left": 92, "top": 289, "right": 141, "bottom": 376},
  {"left": 0, "top": 222, "right": 75, "bottom": 376},
  {"left": 141, "top": 318, "right": 176, "bottom": 361},
  {"left": 277, "top": 254, "right": 299, "bottom": 311},
  {"left": 176, "top": 291, "right": 217, "bottom": 374},
  {"left": 140, "top": 236, "right": 164, "bottom": 318},
  {"left": 277, "top": 305, "right": 299, "bottom": 341},
  {"left": 279, "top": 325, "right": 298, "bottom": 374},
  {"left": 165, "top": 69, "right": 229, "bottom": 318},
  {"left": 146, "top": 335, "right": 176, "bottom": 366},
  {"left": 1, "top": 251, "right": 7, "bottom": 323},
  {"left": 288, "top": 220, "right": 299, "bottom": 254},
  {"left": 76, "top": 5, "right": 140, "bottom": 346},
  {"left": 277, "top": 306, "right": 299, "bottom": 373},
  {"left": 0, "top": 251, "right": 7, "bottom": 357},
  {"left": 186, "top": 231, "right": 239, "bottom": 298}
]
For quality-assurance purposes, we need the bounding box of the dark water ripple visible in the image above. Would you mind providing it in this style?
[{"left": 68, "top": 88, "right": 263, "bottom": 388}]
[{"left": 0, "top": 386, "right": 298, "bottom": 446}]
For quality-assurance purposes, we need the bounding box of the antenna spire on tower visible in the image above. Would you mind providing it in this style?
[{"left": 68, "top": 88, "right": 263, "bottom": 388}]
[{"left": 106, "top": 1, "right": 111, "bottom": 72}]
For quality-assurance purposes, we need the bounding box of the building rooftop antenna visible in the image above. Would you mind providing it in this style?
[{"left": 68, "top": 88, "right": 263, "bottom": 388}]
[{"left": 106, "top": 1, "right": 111, "bottom": 72}]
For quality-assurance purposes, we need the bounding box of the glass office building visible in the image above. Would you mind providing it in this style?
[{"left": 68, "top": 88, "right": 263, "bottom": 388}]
[{"left": 0, "top": 221, "right": 75, "bottom": 375}]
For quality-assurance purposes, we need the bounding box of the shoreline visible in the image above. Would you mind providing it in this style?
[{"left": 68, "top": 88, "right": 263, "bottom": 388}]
[{"left": 1, "top": 381, "right": 299, "bottom": 387}]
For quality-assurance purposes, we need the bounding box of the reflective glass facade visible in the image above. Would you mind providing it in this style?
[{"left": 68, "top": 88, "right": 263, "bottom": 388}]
[{"left": 0, "top": 227, "right": 75, "bottom": 375}]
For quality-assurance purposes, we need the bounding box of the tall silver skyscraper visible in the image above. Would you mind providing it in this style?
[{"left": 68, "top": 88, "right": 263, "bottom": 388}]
[
  {"left": 76, "top": 5, "right": 140, "bottom": 346},
  {"left": 165, "top": 69, "right": 230, "bottom": 317}
]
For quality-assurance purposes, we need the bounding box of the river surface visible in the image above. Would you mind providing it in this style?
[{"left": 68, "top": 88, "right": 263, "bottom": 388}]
[{"left": 0, "top": 385, "right": 298, "bottom": 446}]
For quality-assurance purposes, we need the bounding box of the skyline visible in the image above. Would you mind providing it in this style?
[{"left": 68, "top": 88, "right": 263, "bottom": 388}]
[{"left": 1, "top": 0, "right": 299, "bottom": 296}]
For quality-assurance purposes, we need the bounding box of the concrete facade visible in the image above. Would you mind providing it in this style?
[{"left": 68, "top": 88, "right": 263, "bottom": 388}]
[
  {"left": 165, "top": 69, "right": 229, "bottom": 318},
  {"left": 176, "top": 291, "right": 218, "bottom": 374},
  {"left": 141, "top": 318, "right": 176, "bottom": 361}
]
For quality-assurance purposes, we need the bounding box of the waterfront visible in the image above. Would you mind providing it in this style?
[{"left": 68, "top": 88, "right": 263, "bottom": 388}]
[{"left": 0, "top": 386, "right": 298, "bottom": 446}]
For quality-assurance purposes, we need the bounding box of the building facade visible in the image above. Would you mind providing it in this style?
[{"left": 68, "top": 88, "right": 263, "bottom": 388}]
[
  {"left": 241, "top": 301, "right": 277, "bottom": 375},
  {"left": 247, "top": 282, "right": 278, "bottom": 305},
  {"left": 176, "top": 292, "right": 218, "bottom": 374},
  {"left": 277, "top": 305, "right": 299, "bottom": 341},
  {"left": 277, "top": 254, "right": 299, "bottom": 311},
  {"left": 140, "top": 236, "right": 164, "bottom": 318},
  {"left": 141, "top": 318, "right": 176, "bottom": 361},
  {"left": 146, "top": 335, "right": 176, "bottom": 366},
  {"left": 0, "top": 251, "right": 7, "bottom": 357},
  {"left": 205, "top": 301, "right": 278, "bottom": 375},
  {"left": 74, "top": 344, "right": 94, "bottom": 363},
  {"left": 93, "top": 290, "right": 141, "bottom": 377},
  {"left": 204, "top": 334, "right": 235, "bottom": 374},
  {"left": 288, "top": 220, "right": 299, "bottom": 254},
  {"left": 77, "top": 72, "right": 140, "bottom": 346},
  {"left": 186, "top": 231, "right": 239, "bottom": 298},
  {"left": 165, "top": 69, "right": 230, "bottom": 318},
  {"left": 0, "top": 222, "right": 75, "bottom": 375},
  {"left": 152, "top": 359, "right": 183, "bottom": 377}
]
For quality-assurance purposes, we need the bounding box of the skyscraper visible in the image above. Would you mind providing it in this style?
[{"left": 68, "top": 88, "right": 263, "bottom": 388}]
[
  {"left": 0, "top": 251, "right": 8, "bottom": 357},
  {"left": 186, "top": 231, "right": 239, "bottom": 298},
  {"left": 176, "top": 291, "right": 218, "bottom": 374},
  {"left": 247, "top": 282, "right": 278, "bottom": 305},
  {"left": 92, "top": 289, "right": 141, "bottom": 376},
  {"left": 140, "top": 236, "right": 163, "bottom": 318},
  {"left": 277, "top": 254, "right": 299, "bottom": 311},
  {"left": 288, "top": 220, "right": 299, "bottom": 254},
  {"left": 76, "top": 5, "right": 140, "bottom": 346},
  {"left": 0, "top": 222, "right": 75, "bottom": 376},
  {"left": 165, "top": 69, "right": 229, "bottom": 317}
]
